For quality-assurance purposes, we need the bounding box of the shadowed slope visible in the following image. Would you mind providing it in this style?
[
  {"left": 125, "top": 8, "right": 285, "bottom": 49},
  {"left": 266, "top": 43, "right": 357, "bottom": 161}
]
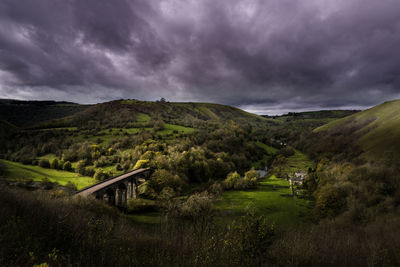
[{"left": 315, "top": 100, "right": 400, "bottom": 161}]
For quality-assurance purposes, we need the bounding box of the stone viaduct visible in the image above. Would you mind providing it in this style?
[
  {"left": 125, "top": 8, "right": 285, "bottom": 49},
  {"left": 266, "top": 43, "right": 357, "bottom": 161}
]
[{"left": 75, "top": 168, "right": 151, "bottom": 207}]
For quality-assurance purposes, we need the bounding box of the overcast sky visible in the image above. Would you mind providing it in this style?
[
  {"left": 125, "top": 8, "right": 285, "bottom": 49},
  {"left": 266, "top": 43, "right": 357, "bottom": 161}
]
[{"left": 1, "top": 0, "right": 400, "bottom": 114}]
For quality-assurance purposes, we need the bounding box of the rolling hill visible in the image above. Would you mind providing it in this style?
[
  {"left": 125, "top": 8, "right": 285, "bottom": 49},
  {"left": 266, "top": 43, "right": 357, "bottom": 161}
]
[
  {"left": 315, "top": 99, "right": 400, "bottom": 161},
  {"left": 0, "top": 99, "right": 89, "bottom": 127},
  {"left": 37, "top": 99, "right": 273, "bottom": 130}
]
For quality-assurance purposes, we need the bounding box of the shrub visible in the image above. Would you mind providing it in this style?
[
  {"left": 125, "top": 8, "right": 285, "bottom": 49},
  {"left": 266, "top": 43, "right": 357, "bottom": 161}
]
[
  {"left": 63, "top": 161, "right": 72, "bottom": 171},
  {"left": 244, "top": 169, "right": 260, "bottom": 188},
  {"left": 75, "top": 160, "right": 86, "bottom": 175},
  {"left": 223, "top": 171, "right": 241, "bottom": 189},
  {"left": 94, "top": 168, "right": 109, "bottom": 181},
  {"left": 94, "top": 156, "right": 111, "bottom": 168},
  {"left": 116, "top": 163, "right": 123, "bottom": 171},
  {"left": 223, "top": 170, "right": 259, "bottom": 190},
  {"left": 178, "top": 192, "right": 214, "bottom": 221},
  {"left": 137, "top": 181, "right": 156, "bottom": 199},
  {"left": 64, "top": 181, "right": 77, "bottom": 193},
  {"left": 244, "top": 168, "right": 259, "bottom": 180},
  {"left": 208, "top": 182, "right": 223, "bottom": 197},
  {"left": 158, "top": 187, "right": 175, "bottom": 200},
  {"left": 140, "top": 151, "right": 155, "bottom": 160},
  {"left": 84, "top": 166, "right": 95, "bottom": 177},
  {"left": 314, "top": 185, "right": 348, "bottom": 219},
  {"left": 134, "top": 159, "right": 149, "bottom": 169},
  {"left": 122, "top": 161, "right": 132, "bottom": 171},
  {"left": 50, "top": 158, "right": 59, "bottom": 169},
  {"left": 149, "top": 169, "right": 184, "bottom": 193},
  {"left": 224, "top": 213, "right": 274, "bottom": 265},
  {"left": 38, "top": 159, "right": 50, "bottom": 168}
]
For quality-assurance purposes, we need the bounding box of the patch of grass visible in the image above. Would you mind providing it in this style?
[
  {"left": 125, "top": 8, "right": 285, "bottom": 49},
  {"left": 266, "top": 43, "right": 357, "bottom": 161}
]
[
  {"left": 255, "top": 141, "right": 279, "bottom": 154},
  {"left": 1, "top": 160, "right": 94, "bottom": 189},
  {"left": 157, "top": 123, "right": 195, "bottom": 135},
  {"left": 215, "top": 175, "right": 312, "bottom": 229},
  {"left": 279, "top": 150, "right": 314, "bottom": 175},
  {"left": 136, "top": 112, "right": 151, "bottom": 123}
]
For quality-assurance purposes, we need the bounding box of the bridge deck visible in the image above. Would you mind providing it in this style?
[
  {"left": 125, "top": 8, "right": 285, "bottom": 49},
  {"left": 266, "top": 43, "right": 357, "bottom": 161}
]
[{"left": 75, "top": 168, "right": 149, "bottom": 197}]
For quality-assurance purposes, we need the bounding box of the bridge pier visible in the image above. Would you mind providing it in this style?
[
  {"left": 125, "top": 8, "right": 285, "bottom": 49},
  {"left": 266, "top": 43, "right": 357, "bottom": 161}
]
[
  {"left": 115, "top": 183, "right": 127, "bottom": 207},
  {"left": 127, "top": 181, "right": 137, "bottom": 200}
]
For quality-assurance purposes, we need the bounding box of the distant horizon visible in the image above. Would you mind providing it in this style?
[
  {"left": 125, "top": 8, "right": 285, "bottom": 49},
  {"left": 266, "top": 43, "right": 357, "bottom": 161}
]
[{"left": 1, "top": 96, "right": 372, "bottom": 116}]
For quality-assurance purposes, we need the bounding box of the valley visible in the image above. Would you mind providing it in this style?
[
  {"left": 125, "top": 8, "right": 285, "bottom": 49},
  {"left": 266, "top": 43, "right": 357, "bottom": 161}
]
[{"left": 1, "top": 99, "right": 400, "bottom": 266}]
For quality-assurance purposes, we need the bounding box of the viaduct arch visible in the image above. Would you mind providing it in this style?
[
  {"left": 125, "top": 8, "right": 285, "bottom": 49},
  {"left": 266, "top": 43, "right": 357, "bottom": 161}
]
[{"left": 75, "top": 168, "right": 151, "bottom": 207}]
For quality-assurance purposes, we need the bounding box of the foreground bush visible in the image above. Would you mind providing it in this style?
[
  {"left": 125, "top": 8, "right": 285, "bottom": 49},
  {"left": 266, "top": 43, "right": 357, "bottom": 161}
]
[
  {"left": 0, "top": 185, "right": 276, "bottom": 266},
  {"left": 271, "top": 216, "right": 400, "bottom": 266},
  {"left": 2, "top": 184, "right": 400, "bottom": 266}
]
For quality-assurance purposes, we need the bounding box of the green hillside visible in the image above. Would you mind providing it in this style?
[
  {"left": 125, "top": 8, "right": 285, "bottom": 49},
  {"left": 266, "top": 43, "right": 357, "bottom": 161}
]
[
  {"left": 42, "top": 99, "right": 272, "bottom": 130},
  {"left": 1, "top": 98, "right": 277, "bottom": 193},
  {"left": 315, "top": 99, "right": 400, "bottom": 161},
  {"left": 1, "top": 160, "right": 94, "bottom": 189}
]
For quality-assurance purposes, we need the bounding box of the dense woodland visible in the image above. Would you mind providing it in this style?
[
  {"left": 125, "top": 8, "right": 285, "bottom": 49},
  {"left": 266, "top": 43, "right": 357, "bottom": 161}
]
[{"left": 1, "top": 99, "right": 400, "bottom": 266}]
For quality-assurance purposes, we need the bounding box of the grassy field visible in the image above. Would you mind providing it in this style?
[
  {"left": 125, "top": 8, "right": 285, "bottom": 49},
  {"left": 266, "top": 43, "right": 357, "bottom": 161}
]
[
  {"left": 136, "top": 112, "right": 151, "bottom": 123},
  {"left": 215, "top": 175, "right": 312, "bottom": 229},
  {"left": 280, "top": 149, "right": 314, "bottom": 174},
  {"left": 1, "top": 160, "right": 95, "bottom": 189},
  {"left": 255, "top": 141, "right": 279, "bottom": 154},
  {"left": 158, "top": 123, "right": 195, "bottom": 135}
]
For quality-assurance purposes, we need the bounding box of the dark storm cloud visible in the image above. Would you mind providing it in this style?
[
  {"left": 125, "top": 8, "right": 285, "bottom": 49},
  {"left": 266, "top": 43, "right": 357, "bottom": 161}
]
[{"left": 0, "top": 0, "right": 400, "bottom": 113}]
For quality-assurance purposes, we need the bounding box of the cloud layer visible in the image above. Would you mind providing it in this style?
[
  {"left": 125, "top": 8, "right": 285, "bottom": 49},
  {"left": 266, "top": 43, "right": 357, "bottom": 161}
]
[{"left": 1, "top": 0, "right": 400, "bottom": 114}]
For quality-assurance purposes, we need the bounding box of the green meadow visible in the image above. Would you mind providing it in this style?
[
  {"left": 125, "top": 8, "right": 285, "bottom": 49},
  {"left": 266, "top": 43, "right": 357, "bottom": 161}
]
[
  {"left": 128, "top": 175, "right": 312, "bottom": 227},
  {"left": 158, "top": 123, "right": 195, "bottom": 135},
  {"left": 215, "top": 175, "right": 312, "bottom": 229},
  {"left": 280, "top": 149, "right": 314, "bottom": 174},
  {"left": 1, "top": 160, "right": 95, "bottom": 190}
]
